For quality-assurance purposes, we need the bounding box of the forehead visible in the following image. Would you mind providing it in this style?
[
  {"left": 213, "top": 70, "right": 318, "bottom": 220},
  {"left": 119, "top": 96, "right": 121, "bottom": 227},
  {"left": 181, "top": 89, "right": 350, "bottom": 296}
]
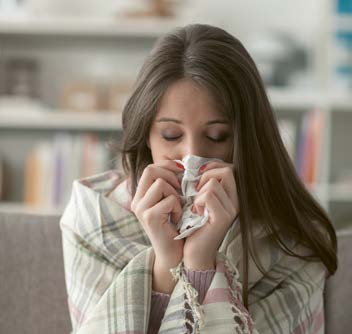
[{"left": 156, "top": 79, "right": 225, "bottom": 119}]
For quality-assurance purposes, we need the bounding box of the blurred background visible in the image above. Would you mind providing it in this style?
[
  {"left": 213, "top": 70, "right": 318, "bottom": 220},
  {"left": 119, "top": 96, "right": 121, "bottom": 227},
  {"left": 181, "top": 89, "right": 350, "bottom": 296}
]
[{"left": 0, "top": 0, "right": 351, "bottom": 228}]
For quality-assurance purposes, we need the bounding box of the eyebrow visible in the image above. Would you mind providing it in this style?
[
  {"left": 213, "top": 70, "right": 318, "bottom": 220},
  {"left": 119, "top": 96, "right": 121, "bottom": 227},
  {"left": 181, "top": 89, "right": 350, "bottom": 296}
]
[{"left": 156, "top": 117, "right": 229, "bottom": 125}]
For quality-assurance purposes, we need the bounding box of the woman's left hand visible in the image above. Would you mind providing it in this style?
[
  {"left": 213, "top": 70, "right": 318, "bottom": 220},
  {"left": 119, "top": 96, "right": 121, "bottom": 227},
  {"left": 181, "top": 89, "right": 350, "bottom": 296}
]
[{"left": 183, "top": 161, "right": 240, "bottom": 270}]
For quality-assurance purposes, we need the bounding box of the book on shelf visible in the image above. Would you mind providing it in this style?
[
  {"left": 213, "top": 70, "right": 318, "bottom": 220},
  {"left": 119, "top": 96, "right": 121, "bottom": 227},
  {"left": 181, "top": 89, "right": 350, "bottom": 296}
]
[
  {"left": 24, "top": 133, "right": 110, "bottom": 208},
  {"left": 296, "top": 109, "right": 324, "bottom": 186},
  {"left": 277, "top": 109, "right": 325, "bottom": 188}
]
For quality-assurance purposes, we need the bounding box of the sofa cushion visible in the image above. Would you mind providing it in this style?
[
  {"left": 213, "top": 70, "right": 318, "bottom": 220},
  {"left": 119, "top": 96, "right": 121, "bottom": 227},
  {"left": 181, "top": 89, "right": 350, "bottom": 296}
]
[
  {"left": 325, "top": 228, "right": 352, "bottom": 334},
  {"left": 0, "top": 211, "right": 71, "bottom": 334}
]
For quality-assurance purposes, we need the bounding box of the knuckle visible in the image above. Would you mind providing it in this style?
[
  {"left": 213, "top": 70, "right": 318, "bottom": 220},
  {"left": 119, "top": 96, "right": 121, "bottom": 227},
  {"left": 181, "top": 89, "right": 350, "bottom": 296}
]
[
  {"left": 130, "top": 200, "right": 136, "bottom": 212},
  {"left": 155, "top": 177, "right": 164, "bottom": 186},
  {"left": 130, "top": 198, "right": 138, "bottom": 212},
  {"left": 144, "top": 164, "right": 153, "bottom": 176},
  {"left": 134, "top": 205, "right": 142, "bottom": 218},
  {"left": 172, "top": 193, "right": 183, "bottom": 207},
  {"left": 231, "top": 206, "right": 238, "bottom": 217},
  {"left": 225, "top": 166, "right": 233, "bottom": 177},
  {"left": 226, "top": 211, "right": 234, "bottom": 223},
  {"left": 209, "top": 178, "right": 218, "bottom": 185},
  {"left": 142, "top": 209, "right": 153, "bottom": 223},
  {"left": 203, "top": 190, "right": 212, "bottom": 200},
  {"left": 168, "top": 193, "right": 176, "bottom": 200},
  {"left": 170, "top": 193, "right": 180, "bottom": 203}
]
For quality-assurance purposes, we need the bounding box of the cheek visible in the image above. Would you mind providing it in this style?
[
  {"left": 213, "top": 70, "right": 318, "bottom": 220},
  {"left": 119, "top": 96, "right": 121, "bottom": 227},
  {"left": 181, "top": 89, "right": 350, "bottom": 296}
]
[
  {"left": 148, "top": 134, "right": 169, "bottom": 161},
  {"left": 211, "top": 143, "right": 233, "bottom": 163}
]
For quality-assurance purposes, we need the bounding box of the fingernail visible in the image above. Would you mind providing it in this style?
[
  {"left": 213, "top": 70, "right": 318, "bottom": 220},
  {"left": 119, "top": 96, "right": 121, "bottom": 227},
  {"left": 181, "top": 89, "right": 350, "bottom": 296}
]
[
  {"left": 176, "top": 162, "right": 185, "bottom": 170},
  {"left": 199, "top": 164, "right": 207, "bottom": 172}
]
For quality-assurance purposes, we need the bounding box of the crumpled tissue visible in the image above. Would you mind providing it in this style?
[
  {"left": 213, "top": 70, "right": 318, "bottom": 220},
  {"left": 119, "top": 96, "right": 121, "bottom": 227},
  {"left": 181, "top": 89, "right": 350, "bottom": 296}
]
[{"left": 170, "top": 154, "right": 223, "bottom": 240}]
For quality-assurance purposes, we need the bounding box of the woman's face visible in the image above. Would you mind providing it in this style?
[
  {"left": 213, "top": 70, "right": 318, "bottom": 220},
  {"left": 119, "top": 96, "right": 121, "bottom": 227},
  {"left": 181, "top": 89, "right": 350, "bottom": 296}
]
[{"left": 148, "top": 79, "right": 234, "bottom": 163}]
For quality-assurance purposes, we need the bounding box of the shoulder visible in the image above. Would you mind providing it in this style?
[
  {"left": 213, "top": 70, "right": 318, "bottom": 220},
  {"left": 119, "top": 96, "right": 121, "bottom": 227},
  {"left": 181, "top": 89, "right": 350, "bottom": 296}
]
[
  {"left": 60, "top": 169, "right": 134, "bottom": 232},
  {"left": 74, "top": 169, "right": 127, "bottom": 196}
]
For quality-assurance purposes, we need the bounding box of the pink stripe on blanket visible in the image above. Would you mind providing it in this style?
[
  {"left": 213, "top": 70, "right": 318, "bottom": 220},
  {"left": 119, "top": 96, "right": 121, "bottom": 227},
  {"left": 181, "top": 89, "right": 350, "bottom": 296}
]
[
  {"left": 312, "top": 308, "right": 324, "bottom": 333},
  {"left": 68, "top": 297, "right": 85, "bottom": 324},
  {"left": 292, "top": 303, "right": 324, "bottom": 334},
  {"left": 202, "top": 261, "right": 238, "bottom": 305}
]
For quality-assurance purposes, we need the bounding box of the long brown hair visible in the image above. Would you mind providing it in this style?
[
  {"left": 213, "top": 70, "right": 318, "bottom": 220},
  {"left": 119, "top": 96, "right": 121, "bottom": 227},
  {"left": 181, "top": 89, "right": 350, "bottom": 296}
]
[{"left": 109, "top": 23, "right": 337, "bottom": 307}]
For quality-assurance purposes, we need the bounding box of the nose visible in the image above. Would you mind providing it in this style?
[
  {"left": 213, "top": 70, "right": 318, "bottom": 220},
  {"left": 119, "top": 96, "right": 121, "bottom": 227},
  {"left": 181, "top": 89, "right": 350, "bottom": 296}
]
[{"left": 179, "top": 137, "right": 209, "bottom": 160}]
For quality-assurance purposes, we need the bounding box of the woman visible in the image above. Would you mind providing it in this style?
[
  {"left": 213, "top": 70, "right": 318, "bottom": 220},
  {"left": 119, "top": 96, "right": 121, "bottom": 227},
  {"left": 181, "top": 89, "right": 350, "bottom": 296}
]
[{"left": 60, "top": 24, "right": 337, "bottom": 333}]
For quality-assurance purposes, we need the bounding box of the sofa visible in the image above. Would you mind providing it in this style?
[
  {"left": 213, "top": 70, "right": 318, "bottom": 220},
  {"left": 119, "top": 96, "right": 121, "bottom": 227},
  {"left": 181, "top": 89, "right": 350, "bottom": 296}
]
[{"left": 0, "top": 210, "right": 351, "bottom": 334}]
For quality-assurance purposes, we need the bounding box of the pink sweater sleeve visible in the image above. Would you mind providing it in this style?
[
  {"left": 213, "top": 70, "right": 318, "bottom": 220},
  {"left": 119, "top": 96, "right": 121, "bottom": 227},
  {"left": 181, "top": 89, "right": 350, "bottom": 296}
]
[{"left": 147, "top": 268, "right": 216, "bottom": 334}]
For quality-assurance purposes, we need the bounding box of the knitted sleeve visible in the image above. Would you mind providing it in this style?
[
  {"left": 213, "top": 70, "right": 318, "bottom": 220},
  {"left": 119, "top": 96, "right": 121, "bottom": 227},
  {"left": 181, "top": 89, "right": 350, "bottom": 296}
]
[{"left": 147, "top": 268, "right": 216, "bottom": 334}]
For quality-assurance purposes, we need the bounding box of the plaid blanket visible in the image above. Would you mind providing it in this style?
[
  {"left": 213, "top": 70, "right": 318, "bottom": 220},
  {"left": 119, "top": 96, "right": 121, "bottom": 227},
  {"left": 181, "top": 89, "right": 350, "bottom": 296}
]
[{"left": 60, "top": 169, "right": 327, "bottom": 333}]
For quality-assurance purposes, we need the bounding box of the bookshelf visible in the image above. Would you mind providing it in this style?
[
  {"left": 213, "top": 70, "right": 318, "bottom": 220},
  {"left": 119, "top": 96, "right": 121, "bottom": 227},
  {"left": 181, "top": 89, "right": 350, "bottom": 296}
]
[{"left": 0, "top": 9, "right": 351, "bottom": 229}]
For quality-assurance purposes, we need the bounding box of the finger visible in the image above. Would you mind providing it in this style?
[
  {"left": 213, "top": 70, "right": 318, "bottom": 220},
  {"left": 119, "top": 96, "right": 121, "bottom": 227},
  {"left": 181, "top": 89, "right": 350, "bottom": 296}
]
[
  {"left": 194, "top": 190, "right": 224, "bottom": 219},
  {"left": 154, "top": 194, "right": 183, "bottom": 225},
  {"left": 197, "top": 166, "right": 237, "bottom": 200},
  {"left": 193, "top": 191, "right": 232, "bottom": 229},
  {"left": 154, "top": 159, "right": 185, "bottom": 174},
  {"left": 138, "top": 178, "right": 183, "bottom": 214},
  {"left": 144, "top": 194, "right": 183, "bottom": 228},
  {"left": 199, "top": 161, "right": 233, "bottom": 174},
  {"left": 195, "top": 178, "right": 234, "bottom": 212},
  {"left": 132, "top": 161, "right": 184, "bottom": 207}
]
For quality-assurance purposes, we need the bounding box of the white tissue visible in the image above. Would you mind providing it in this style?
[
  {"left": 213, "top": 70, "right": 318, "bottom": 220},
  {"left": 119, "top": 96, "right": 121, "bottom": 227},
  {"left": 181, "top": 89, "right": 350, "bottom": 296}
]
[{"left": 170, "top": 154, "right": 223, "bottom": 240}]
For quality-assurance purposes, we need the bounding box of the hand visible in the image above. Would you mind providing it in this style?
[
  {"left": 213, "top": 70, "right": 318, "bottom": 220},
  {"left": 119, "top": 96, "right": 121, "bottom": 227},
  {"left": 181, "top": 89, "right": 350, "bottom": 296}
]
[
  {"left": 130, "top": 160, "right": 185, "bottom": 268},
  {"left": 183, "top": 161, "right": 239, "bottom": 270}
]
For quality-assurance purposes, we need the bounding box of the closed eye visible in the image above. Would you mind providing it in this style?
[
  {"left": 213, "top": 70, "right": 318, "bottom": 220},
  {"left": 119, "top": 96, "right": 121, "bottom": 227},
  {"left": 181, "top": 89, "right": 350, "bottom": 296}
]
[
  {"left": 209, "top": 137, "right": 228, "bottom": 142},
  {"left": 162, "top": 136, "right": 181, "bottom": 141},
  {"left": 162, "top": 135, "right": 228, "bottom": 143}
]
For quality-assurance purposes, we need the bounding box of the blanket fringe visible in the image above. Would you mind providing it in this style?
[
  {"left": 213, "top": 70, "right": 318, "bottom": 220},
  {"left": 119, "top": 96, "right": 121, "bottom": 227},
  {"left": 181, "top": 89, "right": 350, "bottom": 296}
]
[
  {"left": 170, "top": 261, "right": 205, "bottom": 333},
  {"left": 170, "top": 255, "right": 254, "bottom": 334},
  {"left": 222, "top": 253, "right": 254, "bottom": 334}
]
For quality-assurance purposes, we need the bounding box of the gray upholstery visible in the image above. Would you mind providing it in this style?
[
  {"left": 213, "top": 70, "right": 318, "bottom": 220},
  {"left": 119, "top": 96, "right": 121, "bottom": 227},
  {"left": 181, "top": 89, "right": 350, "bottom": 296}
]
[
  {"left": 0, "top": 210, "right": 350, "bottom": 334},
  {"left": 325, "top": 228, "right": 352, "bottom": 334},
  {"left": 0, "top": 212, "right": 71, "bottom": 334}
]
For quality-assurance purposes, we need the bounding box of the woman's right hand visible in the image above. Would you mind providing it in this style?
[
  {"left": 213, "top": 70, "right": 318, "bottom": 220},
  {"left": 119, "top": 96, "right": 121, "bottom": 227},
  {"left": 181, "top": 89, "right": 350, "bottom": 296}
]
[{"left": 130, "top": 160, "right": 185, "bottom": 269}]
